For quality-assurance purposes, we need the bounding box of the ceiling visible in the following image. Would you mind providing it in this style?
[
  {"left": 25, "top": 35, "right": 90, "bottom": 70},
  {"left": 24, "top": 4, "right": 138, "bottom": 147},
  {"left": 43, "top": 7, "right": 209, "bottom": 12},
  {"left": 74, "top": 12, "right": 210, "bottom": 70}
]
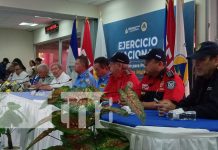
[
  {"left": 0, "top": 0, "right": 113, "bottom": 31},
  {"left": 67, "top": 0, "right": 112, "bottom": 5}
]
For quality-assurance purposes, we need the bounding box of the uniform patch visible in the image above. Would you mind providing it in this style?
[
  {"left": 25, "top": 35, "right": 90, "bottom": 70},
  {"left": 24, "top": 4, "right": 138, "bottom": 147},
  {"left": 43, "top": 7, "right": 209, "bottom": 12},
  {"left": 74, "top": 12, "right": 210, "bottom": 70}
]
[
  {"left": 127, "top": 81, "right": 133, "bottom": 88},
  {"left": 142, "top": 84, "right": 149, "bottom": 90},
  {"left": 167, "top": 81, "right": 176, "bottom": 89}
]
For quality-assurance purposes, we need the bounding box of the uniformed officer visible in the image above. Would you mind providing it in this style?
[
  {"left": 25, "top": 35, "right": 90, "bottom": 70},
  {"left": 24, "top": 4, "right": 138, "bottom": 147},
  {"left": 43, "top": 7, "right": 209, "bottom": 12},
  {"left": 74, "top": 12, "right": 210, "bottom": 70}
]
[
  {"left": 94, "top": 57, "right": 110, "bottom": 91},
  {"left": 138, "top": 48, "right": 185, "bottom": 109},
  {"left": 73, "top": 55, "right": 96, "bottom": 88},
  {"left": 104, "top": 52, "right": 140, "bottom": 103},
  {"left": 157, "top": 41, "right": 218, "bottom": 119}
]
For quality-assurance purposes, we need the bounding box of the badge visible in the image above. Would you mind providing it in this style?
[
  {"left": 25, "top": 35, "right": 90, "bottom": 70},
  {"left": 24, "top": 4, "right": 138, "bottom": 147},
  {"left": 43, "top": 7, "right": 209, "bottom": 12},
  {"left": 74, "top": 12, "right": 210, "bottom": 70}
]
[
  {"left": 127, "top": 81, "right": 133, "bottom": 88},
  {"left": 142, "top": 84, "right": 149, "bottom": 90},
  {"left": 167, "top": 81, "right": 176, "bottom": 89}
]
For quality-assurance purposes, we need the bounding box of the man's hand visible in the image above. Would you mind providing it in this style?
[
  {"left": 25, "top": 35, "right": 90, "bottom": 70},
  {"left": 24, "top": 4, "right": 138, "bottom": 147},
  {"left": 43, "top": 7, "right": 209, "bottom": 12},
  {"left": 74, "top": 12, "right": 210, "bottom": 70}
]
[{"left": 155, "top": 100, "right": 176, "bottom": 116}]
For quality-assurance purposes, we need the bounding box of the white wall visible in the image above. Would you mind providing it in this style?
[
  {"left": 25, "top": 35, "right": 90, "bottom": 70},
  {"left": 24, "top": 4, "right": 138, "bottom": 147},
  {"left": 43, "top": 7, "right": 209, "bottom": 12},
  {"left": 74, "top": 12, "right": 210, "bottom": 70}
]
[
  {"left": 0, "top": 28, "right": 34, "bottom": 67},
  {"left": 34, "top": 20, "right": 77, "bottom": 44},
  {"left": 99, "top": 0, "right": 206, "bottom": 44}
]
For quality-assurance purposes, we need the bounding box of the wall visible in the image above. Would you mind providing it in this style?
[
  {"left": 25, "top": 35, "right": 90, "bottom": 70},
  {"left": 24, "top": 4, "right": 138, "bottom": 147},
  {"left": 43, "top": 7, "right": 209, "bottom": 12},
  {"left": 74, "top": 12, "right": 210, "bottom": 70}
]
[
  {"left": 34, "top": 19, "right": 98, "bottom": 52},
  {"left": 99, "top": 0, "right": 206, "bottom": 44},
  {"left": 0, "top": 28, "right": 34, "bottom": 67},
  {"left": 34, "top": 20, "right": 76, "bottom": 44}
]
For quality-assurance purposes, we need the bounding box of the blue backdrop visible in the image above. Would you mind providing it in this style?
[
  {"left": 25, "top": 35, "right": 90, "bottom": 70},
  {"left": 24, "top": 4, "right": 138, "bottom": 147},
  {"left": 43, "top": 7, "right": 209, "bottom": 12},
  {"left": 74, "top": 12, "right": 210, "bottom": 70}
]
[{"left": 104, "top": 1, "right": 195, "bottom": 80}]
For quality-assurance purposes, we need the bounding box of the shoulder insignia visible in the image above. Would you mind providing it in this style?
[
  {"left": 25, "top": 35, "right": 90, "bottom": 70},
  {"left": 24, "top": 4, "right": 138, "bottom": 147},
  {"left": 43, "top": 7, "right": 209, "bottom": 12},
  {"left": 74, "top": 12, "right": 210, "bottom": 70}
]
[
  {"left": 166, "top": 80, "right": 176, "bottom": 90},
  {"left": 166, "top": 70, "right": 174, "bottom": 78}
]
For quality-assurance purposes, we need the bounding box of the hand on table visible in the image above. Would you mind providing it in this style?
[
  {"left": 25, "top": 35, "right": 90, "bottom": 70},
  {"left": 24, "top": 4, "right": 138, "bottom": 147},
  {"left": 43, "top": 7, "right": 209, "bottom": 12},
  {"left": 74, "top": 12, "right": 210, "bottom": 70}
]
[{"left": 155, "top": 100, "right": 176, "bottom": 116}]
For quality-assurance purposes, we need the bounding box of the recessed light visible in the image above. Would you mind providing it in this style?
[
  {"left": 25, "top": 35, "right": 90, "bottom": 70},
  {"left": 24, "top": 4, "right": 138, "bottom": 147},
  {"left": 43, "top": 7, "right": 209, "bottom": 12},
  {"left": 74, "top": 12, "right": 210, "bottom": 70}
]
[{"left": 34, "top": 16, "right": 52, "bottom": 19}]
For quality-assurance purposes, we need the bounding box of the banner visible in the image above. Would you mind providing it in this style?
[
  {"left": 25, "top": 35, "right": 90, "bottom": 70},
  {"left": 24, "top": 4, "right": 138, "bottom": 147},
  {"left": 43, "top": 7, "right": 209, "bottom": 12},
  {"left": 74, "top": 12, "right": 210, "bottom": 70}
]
[{"left": 104, "top": 1, "right": 194, "bottom": 80}]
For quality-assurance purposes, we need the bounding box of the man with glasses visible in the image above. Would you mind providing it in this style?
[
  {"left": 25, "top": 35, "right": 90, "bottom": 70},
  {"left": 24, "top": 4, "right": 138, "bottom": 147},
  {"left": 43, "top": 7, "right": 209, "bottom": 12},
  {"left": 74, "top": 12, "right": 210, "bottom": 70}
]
[
  {"left": 138, "top": 48, "right": 185, "bottom": 109},
  {"left": 104, "top": 52, "right": 140, "bottom": 103},
  {"left": 157, "top": 41, "right": 218, "bottom": 119}
]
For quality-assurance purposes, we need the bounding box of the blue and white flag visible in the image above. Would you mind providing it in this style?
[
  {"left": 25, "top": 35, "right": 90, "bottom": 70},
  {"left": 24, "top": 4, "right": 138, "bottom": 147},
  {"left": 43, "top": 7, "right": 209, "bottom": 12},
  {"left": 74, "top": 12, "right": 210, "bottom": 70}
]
[{"left": 66, "top": 19, "right": 78, "bottom": 83}]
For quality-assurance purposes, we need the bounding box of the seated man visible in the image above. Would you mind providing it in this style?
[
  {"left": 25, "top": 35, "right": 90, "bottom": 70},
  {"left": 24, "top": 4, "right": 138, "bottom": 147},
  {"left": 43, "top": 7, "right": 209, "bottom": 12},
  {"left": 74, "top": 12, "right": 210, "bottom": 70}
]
[
  {"left": 30, "top": 64, "right": 54, "bottom": 89},
  {"left": 104, "top": 52, "right": 140, "bottom": 103},
  {"left": 94, "top": 57, "right": 110, "bottom": 91},
  {"left": 73, "top": 55, "right": 96, "bottom": 88},
  {"left": 138, "top": 48, "right": 185, "bottom": 109},
  {"left": 40, "top": 63, "right": 72, "bottom": 90},
  {"left": 157, "top": 41, "right": 218, "bottom": 119}
]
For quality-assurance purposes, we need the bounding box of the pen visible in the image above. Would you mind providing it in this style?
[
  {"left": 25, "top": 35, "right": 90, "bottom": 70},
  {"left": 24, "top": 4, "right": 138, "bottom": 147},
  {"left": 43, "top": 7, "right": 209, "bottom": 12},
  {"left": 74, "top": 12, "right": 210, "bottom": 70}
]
[{"left": 154, "top": 98, "right": 159, "bottom": 103}]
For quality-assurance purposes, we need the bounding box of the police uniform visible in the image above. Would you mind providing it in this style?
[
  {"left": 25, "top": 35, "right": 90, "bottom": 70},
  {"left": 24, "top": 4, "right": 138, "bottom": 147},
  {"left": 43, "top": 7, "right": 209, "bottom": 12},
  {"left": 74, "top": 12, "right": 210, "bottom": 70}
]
[
  {"left": 176, "top": 69, "right": 218, "bottom": 119},
  {"left": 140, "top": 69, "right": 185, "bottom": 103},
  {"left": 73, "top": 70, "right": 96, "bottom": 88},
  {"left": 104, "top": 69, "right": 140, "bottom": 103},
  {"left": 96, "top": 72, "right": 110, "bottom": 92}
]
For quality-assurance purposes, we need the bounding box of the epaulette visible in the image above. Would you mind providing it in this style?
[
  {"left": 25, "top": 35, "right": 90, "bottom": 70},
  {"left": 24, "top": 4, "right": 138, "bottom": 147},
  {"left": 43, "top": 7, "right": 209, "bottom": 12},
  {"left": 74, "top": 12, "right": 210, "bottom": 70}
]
[{"left": 166, "top": 70, "right": 174, "bottom": 78}]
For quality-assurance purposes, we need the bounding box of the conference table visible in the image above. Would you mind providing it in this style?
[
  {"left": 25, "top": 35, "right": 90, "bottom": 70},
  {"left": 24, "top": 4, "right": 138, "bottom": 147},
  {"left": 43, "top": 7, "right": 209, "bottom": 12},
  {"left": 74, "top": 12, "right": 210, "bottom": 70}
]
[
  {"left": 0, "top": 92, "right": 218, "bottom": 150},
  {"left": 101, "top": 105, "right": 218, "bottom": 150}
]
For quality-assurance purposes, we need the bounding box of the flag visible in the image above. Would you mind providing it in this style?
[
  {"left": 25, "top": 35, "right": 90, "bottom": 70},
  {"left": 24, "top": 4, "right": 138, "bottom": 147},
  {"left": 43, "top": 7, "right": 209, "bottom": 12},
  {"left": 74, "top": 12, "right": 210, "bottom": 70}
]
[
  {"left": 66, "top": 19, "right": 78, "bottom": 83},
  {"left": 81, "top": 19, "right": 94, "bottom": 71},
  {"left": 174, "top": 0, "right": 190, "bottom": 96},
  {"left": 94, "top": 18, "right": 107, "bottom": 59},
  {"left": 165, "top": 0, "right": 176, "bottom": 71}
]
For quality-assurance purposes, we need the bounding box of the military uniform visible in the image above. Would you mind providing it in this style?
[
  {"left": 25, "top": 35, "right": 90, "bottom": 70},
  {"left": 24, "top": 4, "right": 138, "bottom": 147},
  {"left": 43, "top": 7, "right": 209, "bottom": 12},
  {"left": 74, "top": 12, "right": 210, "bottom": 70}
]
[
  {"left": 140, "top": 69, "right": 185, "bottom": 103},
  {"left": 104, "top": 70, "right": 140, "bottom": 103},
  {"left": 96, "top": 72, "right": 110, "bottom": 92},
  {"left": 176, "top": 69, "right": 218, "bottom": 119},
  {"left": 73, "top": 70, "right": 96, "bottom": 88}
]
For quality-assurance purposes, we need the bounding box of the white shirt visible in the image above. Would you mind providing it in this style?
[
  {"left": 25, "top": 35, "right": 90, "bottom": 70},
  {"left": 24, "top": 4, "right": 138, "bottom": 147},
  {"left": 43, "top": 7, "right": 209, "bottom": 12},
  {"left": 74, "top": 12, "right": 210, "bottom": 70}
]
[
  {"left": 9, "top": 71, "right": 29, "bottom": 83},
  {"left": 50, "top": 72, "right": 72, "bottom": 88}
]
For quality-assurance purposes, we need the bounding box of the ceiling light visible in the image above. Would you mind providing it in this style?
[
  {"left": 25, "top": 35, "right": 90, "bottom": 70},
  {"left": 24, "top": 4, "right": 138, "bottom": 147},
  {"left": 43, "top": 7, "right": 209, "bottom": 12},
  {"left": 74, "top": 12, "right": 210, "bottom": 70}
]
[
  {"left": 34, "top": 16, "right": 52, "bottom": 19},
  {"left": 19, "top": 22, "right": 38, "bottom": 26}
]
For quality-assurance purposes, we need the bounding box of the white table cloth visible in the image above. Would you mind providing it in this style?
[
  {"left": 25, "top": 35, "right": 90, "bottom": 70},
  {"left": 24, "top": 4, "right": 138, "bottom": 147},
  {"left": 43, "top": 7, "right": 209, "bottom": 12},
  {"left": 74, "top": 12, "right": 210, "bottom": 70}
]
[
  {"left": 0, "top": 93, "right": 62, "bottom": 150},
  {"left": 101, "top": 121, "right": 218, "bottom": 150}
]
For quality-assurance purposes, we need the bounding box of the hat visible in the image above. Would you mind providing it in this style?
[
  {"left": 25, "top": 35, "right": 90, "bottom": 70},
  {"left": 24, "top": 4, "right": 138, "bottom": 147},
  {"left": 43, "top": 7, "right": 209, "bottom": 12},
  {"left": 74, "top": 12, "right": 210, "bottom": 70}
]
[
  {"left": 138, "top": 48, "right": 166, "bottom": 62},
  {"left": 110, "top": 52, "right": 129, "bottom": 64},
  {"left": 3, "top": 58, "right": 10, "bottom": 64},
  {"left": 188, "top": 41, "right": 218, "bottom": 59}
]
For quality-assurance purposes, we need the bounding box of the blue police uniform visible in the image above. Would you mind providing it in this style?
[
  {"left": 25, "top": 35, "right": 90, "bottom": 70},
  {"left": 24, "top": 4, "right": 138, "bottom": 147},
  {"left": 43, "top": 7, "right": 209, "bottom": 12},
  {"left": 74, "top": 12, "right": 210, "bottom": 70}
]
[
  {"left": 73, "top": 70, "right": 96, "bottom": 88},
  {"left": 96, "top": 72, "right": 110, "bottom": 91}
]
